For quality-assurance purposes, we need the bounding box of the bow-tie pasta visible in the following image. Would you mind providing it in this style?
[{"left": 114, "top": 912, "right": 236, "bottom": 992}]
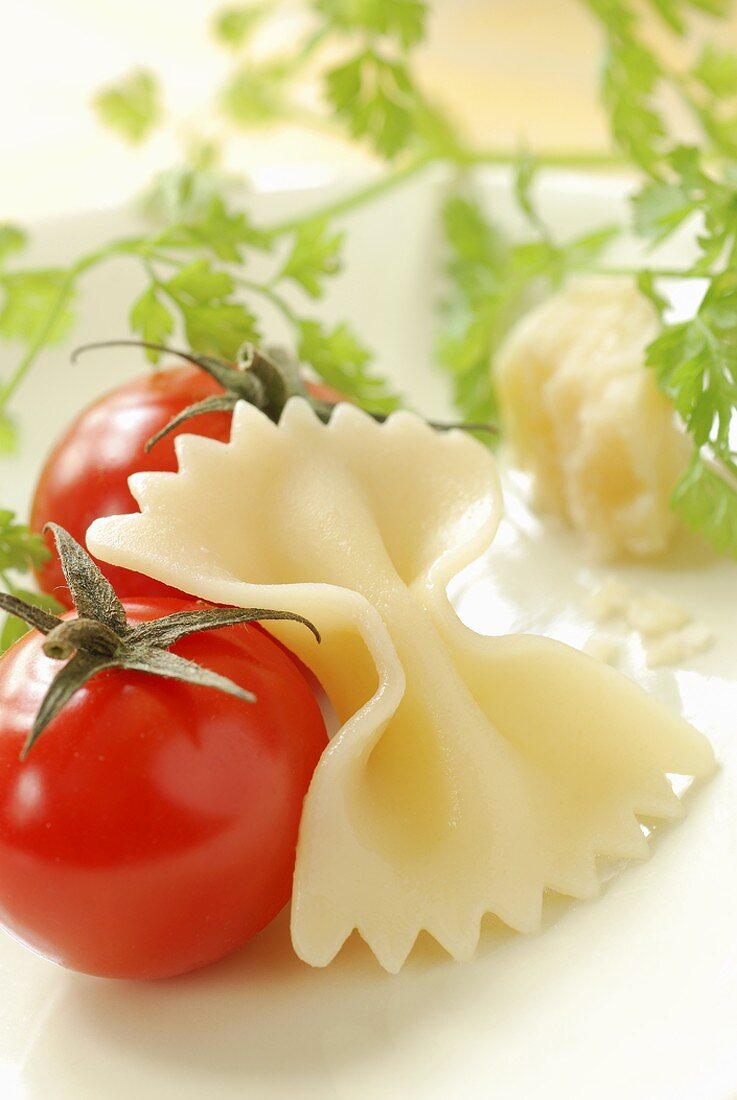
[{"left": 88, "top": 400, "right": 714, "bottom": 972}]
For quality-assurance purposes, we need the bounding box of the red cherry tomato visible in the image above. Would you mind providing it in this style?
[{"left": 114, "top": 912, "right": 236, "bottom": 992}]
[
  {"left": 31, "top": 367, "right": 232, "bottom": 605},
  {"left": 0, "top": 599, "right": 327, "bottom": 980},
  {"left": 31, "top": 367, "right": 344, "bottom": 607}
]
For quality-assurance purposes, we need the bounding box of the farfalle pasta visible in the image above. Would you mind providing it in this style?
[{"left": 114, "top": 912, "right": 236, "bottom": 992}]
[{"left": 88, "top": 399, "right": 715, "bottom": 972}]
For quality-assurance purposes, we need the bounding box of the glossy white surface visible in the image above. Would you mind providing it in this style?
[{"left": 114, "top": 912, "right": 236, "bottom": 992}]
[{"left": 1, "top": 174, "right": 735, "bottom": 1099}]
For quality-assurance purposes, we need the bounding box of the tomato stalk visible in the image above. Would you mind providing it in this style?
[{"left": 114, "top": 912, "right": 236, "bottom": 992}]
[
  {"left": 0, "top": 523, "right": 320, "bottom": 756},
  {"left": 72, "top": 339, "right": 499, "bottom": 444}
]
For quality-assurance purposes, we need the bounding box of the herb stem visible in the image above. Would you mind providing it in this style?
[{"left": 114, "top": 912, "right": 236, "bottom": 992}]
[
  {"left": 266, "top": 147, "right": 631, "bottom": 238},
  {"left": 0, "top": 274, "right": 75, "bottom": 412},
  {"left": 141, "top": 250, "right": 298, "bottom": 323},
  {"left": 293, "top": 24, "right": 331, "bottom": 68},
  {"left": 590, "top": 265, "right": 711, "bottom": 280},
  {"left": 267, "top": 156, "right": 433, "bottom": 234},
  {"left": 0, "top": 238, "right": 153, "bottom": 412},
  {"left": 234, "top": 277, "right": 298, "bottom": 325},
  {"left": 0, "top": 143, "right": 632, "bottom": 415},
  {"left": 0, "top": 570, "right": 16, "bottom": 596},
  {"left": 460, "top": 149, "right": 630, "bottom": 170}
]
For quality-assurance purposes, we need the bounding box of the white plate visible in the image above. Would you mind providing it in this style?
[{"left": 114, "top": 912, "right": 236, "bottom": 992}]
[{"left": 1, "top": 171, "right": 736, "bottom": 1100}]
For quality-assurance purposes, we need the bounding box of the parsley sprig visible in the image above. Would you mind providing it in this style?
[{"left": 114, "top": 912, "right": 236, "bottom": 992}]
[
  {"left": 581, "top": 0, "right": 737, "bottom": 554},
  {"left": 0, "top": 188, "right": 403, "bottom": 425},
  {"left": 438, "top": 162, "right": 618, "bottom": 427},
  {"left": 5, "top": 0, "right": 737, "bottom": 654}
]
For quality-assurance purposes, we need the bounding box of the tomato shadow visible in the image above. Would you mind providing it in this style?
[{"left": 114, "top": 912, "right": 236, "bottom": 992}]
[
  {"left": 18, "top": 906, "right": 570, "bottom": 1100},
  {"left": 19, "top": 907, "right": 464, "bottom": 1099},
  {"left": 17, "top": 884, "right": 601, "bottom": 1100}
]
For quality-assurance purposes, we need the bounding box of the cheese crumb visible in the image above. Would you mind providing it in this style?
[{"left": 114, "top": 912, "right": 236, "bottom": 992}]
[
  {"left": 645, "top": 623, "right": 715, "bottom": 669},
  {"left": 586, "top": 576, "right": 632, "bottom": 622},
  {"left": 584, "top": 634, "right": 621, "bottom": 665},
  {"left": 583, "top": 575, "right": 714, "bottom": 669},
  {"left": 625, "top": 592, "right": 690, "bottom": 636}
]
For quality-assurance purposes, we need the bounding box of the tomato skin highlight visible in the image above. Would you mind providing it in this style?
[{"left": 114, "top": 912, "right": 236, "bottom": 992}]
[
  {"left": 30, "top": 367, "right": 233, "bottom": 605},
  {"left": 0, "top": 599, "right": 328, "bottom": 979}
]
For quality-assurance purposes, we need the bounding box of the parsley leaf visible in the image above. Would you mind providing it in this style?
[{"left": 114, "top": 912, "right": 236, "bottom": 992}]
[
  {"left": 140, "top": 154, "right": 234, "bottom": 225},
  {"left": 644, "top": 0, "right": 730, "bottom": 34},
  {"left": 0, "top": 271, "right": 75, "bottom": 346},
  {"left": 221, "top": 63, "right": 288, "bottom": 127},
  {"left": 0, "top": 612, "right": 28, "bottom": 653},
  {"left": 697, "top": 110, "right": 737, "bottom": 161},
  {"left": 326, "top": 50, "right": 416, "bottom": 159},
  {"left": 437, "top": 187, "right": 617, "bottom": 424},
  {"left": 631, "top": 178, "right": 695, "bottom": 242},
  {"left": 0, "top": 584, "right": 63, "bottom": 653},
  {"left": 93, "top": 69, "right": 161, "bottom": 144},
  {"left": 0, "top": 512, "right": 49, "bottom": 574},
  {"left": 130, "top": 286, "right": 174, "bottom": 355},
  {"left": 583, "top": 0, "right": 666, "bottom": 171},
  {"left": 0, "top": 585, "right": 62, "bottom": 654},
  {"left": 632, "top": 146, "right": 737, "bottom": 266},
  {"left": 693, "top": 42, "right": 737, "bottom": 97},
  {"left": 279, "top": 220, "right": 344, "bottom": 298},
  {"left": 0, "top": 513, "right": 63, "bottom": 653},
  {"left": 184, "top": 303, "right": 260, "bottom": 360},
  {"left": 213, "top": 4, "right": 268, "bottom": 49},
  {"left": 157, "top": 196, "right": 272, "bottom": 263},
  {"left": 298, "top": 319, "right": 401, "bottom": 412},
  {"left": 159, "top": 258, "right": 260, "bottom": 359},
  {"left": 133, "top": 258, "right": 262, "bottom": 362},
  {"left": 646, "top": 269, "right": 737, "bottom": 451},
  {"left": 437, "top": 194, "right": 511, "bottom": 423},
  {"left": 315, "top": 0, "right": 427, "bottom": 48},
  {"left": 0, "top": 413, "right": 18, "bottom": 455},
  {"left": 166, "top": 259, "right": 236, "bottom": 303},
  {"left": 671, "top": 451, "right": 737, "bottom": 555},
  {"left": 0, "top": 226, "right": 27, "bottom": 264},
  {"left": 646, "top": 316, "right": 733, "bottom": 447}
]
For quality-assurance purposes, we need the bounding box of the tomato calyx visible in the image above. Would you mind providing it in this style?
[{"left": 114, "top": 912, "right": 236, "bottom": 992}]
[
  {"left": 72, "top": 339, "right": 499, "bottom": 444},
  {"left": 0, "top": 524, "right": 320, "bottom": 757},
  {"left": 74, "top": 340, "right": 322, "bottom": 450}
]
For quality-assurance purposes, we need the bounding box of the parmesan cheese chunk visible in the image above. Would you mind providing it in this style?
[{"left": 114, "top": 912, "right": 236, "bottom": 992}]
[{"left": 496, "top": 278, "right": 690, "bottom": 560}]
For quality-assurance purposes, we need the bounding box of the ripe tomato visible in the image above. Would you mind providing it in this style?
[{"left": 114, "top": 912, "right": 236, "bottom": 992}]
[
  {"left": 31, "top": 367, "right": 233, "bottom": 605},
  {"left": 0, "top": 598, "right": 327, "bottom": 980},
  {"left": 31, "top": 367, "right": 344, "bottom": 607}
]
